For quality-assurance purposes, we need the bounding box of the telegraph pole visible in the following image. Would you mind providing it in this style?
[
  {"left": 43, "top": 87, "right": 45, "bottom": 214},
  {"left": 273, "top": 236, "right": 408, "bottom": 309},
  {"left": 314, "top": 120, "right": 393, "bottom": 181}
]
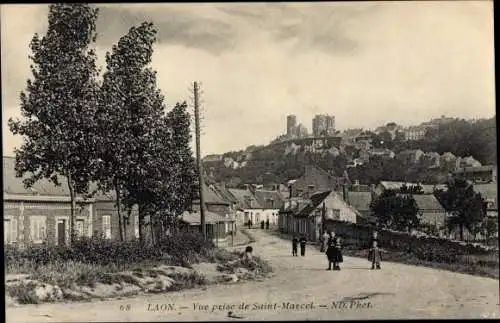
[{"left": 194, "top": 82, "right": 207, "bottom": 239}]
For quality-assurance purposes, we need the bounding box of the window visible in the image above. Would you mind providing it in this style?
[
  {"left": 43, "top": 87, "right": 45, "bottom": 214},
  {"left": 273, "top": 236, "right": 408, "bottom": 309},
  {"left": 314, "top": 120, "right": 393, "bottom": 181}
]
[
  {"left": 102, "top": 215, "right": 112, "bottom": 239},
  {"left": 4, "top": 218, "right": 18, "bottom": 244},
  {"left": 76, "top": 219, "right": 85, "bottom": 238},
  {"left": 30, "top": 216, "right": 46, "bottom": 244}
]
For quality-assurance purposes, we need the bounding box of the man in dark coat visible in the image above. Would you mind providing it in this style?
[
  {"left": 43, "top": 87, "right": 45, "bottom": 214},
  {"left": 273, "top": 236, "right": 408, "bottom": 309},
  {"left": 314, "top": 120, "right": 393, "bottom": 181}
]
[
  {"left": 299, "top": 235, "right": 307, "bottom": 256},
  {"left": 325, "top": 236, "right": 336, "bottom": 270},
  {"left": 292, "top": 236, "right": 299, "bottom": 256},
  {"left": 265, "top": 219, "right": 270, "bottom": 230},
  {"left": 261, "top": 220, "right": 265, "bottom": 229}
]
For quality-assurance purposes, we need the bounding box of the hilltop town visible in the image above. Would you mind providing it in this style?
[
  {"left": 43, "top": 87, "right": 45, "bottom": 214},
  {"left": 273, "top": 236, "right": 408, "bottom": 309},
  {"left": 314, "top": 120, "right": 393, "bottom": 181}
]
[{"left": 203, "top": 114, "right": 496, "bottom": 188}]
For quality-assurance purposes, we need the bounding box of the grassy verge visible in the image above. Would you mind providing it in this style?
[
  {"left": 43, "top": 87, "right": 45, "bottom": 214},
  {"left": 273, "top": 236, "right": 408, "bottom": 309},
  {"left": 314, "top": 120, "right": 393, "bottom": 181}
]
[
  {"left": 5, "top": 233, "right": 273, "bottom": 305},
  {"left": 269, "top": 229, "right": 499, "bottom": 279}
]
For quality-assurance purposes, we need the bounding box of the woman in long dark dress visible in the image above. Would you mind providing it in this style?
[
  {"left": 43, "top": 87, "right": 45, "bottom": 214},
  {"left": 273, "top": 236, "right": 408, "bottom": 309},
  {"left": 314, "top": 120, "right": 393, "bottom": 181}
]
[
  {"left": 333, "top": 236, "right": 343, "bottom": 270},
  {"left": 325, "top": 236, "right": 336, "bottom": 270}
]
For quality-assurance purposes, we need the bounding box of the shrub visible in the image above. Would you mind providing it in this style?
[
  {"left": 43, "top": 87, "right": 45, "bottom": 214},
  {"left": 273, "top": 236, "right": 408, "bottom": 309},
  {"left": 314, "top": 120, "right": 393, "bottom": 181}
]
[
  {"left": 5, "top": 231, "right": 215, "bottom": 275},
  {"left": 7, "top": 281, "right": 39, "bottom": 304}
]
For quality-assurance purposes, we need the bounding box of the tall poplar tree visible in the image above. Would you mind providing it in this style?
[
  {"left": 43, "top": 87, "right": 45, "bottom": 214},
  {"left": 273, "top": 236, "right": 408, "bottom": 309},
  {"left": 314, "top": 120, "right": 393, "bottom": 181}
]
[
  {"left": 98, "top": 21, "right": 165, "bottom": 244},
  {"left": 9, "top": 3, "right": 101, "bottom": 243}
]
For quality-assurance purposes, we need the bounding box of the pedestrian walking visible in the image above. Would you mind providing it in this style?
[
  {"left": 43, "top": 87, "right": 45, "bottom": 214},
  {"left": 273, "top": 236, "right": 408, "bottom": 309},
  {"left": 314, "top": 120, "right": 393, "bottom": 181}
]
[
  {"left": 292, "top": 236, "right": 299, "bottom": 256},
  {"left": 247, "top": 219, "right": 252, "bottom": 229},
  {"left": 265, "top": 219, "right": 270, "bottom": 230},
  {"left": 299, "top": 235, "right": 307, "bottom": 256},
  {"left": 260, "top": 220, "right": 265, "bottom": 229},
  {"left": 320, "top": 231, "right": 330, "bottom": 252},
  {"left": 368, "top": 240, "right": 383, "bottom": 270}
]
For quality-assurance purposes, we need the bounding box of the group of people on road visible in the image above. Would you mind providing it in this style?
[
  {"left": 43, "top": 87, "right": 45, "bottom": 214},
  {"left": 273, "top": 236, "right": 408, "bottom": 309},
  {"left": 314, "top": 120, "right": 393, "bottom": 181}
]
[
  {"left": 246, "top": 219, "right": 270, "bottom": 230},
  {"left": 291, "top": 235, "right": 307, "bottom": 256},
  {"left": 290, "top": 230, "right": 384, "bottom": 271},
  {"left": 322, "top": 231, "right": 343, "bottom": 270}
]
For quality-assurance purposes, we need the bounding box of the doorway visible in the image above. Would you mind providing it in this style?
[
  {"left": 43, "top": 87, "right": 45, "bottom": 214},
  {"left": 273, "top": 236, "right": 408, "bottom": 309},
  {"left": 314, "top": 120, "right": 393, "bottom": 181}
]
[{"left": 57, "top": 219, "right": 66, "bottom": 246}]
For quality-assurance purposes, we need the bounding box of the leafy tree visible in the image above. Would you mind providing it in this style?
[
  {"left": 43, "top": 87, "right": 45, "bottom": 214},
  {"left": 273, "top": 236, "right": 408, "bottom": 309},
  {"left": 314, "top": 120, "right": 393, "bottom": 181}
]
[
  {"left": 481, "top": 217, "right": 498, "bottom": 241},
  {"left": 8, "top": 3, "right": 101, "bottom": 243},
  {"left": 159, "top": 102, "right": 197, "bottom": 233},
  {"left": 101, "top": 22, "right": 165, "bottom": 244},
  {"left": 434, "top": 177, "right": 487, "bottom": 241},
  {"left": 400, "top": 184, "right": 424, "bottom": 194},
  {"left": 370, "top": 186, "right": 420, "bottom": 233}
]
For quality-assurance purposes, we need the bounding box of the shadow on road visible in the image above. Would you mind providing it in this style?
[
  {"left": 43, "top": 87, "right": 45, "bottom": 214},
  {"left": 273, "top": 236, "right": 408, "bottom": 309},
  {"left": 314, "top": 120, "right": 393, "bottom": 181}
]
[{"left": 341, "top": 292, "right": 396, "bottom": 301}]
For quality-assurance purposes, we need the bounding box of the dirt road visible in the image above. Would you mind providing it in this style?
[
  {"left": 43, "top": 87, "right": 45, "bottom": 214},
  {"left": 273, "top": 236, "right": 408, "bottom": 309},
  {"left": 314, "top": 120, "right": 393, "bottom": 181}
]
[{"left": 6, "top": 229, "right": 500, "bottom": 322}]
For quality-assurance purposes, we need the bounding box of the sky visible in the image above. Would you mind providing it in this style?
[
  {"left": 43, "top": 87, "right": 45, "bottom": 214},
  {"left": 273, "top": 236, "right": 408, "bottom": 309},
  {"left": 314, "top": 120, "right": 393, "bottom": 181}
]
[{"left": 1, "top": 2, "right": 495, "bottom": 157}]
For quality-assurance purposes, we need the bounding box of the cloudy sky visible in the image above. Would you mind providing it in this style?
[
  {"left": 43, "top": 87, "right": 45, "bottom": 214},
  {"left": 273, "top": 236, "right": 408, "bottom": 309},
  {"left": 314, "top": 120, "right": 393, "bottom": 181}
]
[{"left": 1, "top": 2, "right": 495, "bottom": 157}]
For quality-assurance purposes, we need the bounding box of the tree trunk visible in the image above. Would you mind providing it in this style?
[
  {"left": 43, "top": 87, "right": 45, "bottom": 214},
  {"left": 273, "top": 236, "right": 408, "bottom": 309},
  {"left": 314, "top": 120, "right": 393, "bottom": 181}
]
[
  {"left": 67, "top": 173, "right": 76, "bottom": 245},
  {"left": 114, "top": 178, "right": 124, "bottom": 241},
  {"left": 138, "top": 205, "right": 153, "bottom": 245},
  {"left": 150, "top": 214, "right": 156, "bottom": 245},
  {"left": 138, "top": 205, "right": 145, "bottom": 244}
]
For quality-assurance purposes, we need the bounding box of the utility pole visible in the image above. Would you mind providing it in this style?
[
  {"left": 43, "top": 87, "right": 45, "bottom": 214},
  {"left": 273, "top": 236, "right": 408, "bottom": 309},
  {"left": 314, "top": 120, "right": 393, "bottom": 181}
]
[{"left": 194, "top": 81, "right": 207, "bottom": 239}]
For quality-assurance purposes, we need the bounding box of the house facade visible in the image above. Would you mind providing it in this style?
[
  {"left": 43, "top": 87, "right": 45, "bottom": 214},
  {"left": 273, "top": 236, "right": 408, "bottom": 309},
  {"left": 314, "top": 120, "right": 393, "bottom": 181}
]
[
  {"left": 227, "top": 188, "right": 263, "bottom": 225},
  {"left": 474, "top": 183, "right": 498, "bottom": 218},
  {"left": 3, "top": 156, "right": 140, "bottom": 247},
  {"left": 454, "top": 165, "right": 497, "bottom": 183},
  {"left": 253, "top": 189, "right": 284, "bottom": 226},
  {"left": 412, "top": 194, "right": 447, "bottom": 232},
  {"left": 179, "top": 210, "right": 235, "bottom": 246},
  {"left": 278, "top": 190, "right": 358, "bottom": 242}
]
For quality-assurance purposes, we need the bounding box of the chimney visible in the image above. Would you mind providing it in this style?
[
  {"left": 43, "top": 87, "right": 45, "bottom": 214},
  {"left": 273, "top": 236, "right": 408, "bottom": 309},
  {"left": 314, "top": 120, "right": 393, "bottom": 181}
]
[
  {"left": 307, "top": 185, "right": 315, "bottom": 199},
  {"left": 342, "top": 183, "right": 350, "bottom": 205},
  {"left": 370, "top": 184, "right": 377, "bottom": 203}
]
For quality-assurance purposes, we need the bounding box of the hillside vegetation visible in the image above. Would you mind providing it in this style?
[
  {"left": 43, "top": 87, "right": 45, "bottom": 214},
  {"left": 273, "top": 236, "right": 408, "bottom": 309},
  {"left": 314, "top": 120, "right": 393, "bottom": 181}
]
[{"left": 204, "top": 117, "right": 496, "bottom": 186}]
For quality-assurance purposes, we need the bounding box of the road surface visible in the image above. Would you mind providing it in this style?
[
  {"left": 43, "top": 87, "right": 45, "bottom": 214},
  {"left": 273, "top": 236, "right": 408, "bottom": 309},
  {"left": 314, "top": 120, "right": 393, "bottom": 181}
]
[{"left": 6, "top": 229, "right": 500, "bottom": 322}]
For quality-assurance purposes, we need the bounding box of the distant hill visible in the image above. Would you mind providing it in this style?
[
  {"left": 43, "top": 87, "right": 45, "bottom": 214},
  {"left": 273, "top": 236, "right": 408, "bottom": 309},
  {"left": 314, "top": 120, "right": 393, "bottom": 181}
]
[{"left": 203, "top": 116, "right": 496, "bottom": 187}]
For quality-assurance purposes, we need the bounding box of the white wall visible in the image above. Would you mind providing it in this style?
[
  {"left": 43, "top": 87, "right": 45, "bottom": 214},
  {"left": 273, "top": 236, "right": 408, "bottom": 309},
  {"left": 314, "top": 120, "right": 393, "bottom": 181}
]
[{"left": 243, "top": 209, "right": 280, "bottom": 225}]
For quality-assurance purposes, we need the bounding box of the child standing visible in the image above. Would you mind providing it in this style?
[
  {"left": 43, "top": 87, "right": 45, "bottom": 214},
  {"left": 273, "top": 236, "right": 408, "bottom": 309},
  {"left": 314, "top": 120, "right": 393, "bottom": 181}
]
[
  {"left": 368, "top": 240, "right": 382, "bottom": 270},
  {"left": 292, "top": 236, "right": 299, "bottom": 256}
]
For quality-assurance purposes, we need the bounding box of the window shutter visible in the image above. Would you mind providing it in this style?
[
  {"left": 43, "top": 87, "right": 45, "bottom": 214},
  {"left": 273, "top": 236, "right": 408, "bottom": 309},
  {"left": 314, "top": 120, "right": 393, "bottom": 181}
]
[
  {"left": 12, "top": 218, "right": 18, "bottom": 242},
  {"left": 30, "top": 218, "right": 37, "bottom": 242}
]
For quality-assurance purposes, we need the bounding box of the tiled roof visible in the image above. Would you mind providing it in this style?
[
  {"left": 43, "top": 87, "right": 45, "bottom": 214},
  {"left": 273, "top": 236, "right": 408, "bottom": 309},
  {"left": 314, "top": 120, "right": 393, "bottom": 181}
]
[
  {"left": 412, "top": 194, "right": 445, "bottom": 211},
  {"left": 297, "top": 191, "right": 331, "bottom": 217},
  {"left": 348, "top": 191, "right": 372, "bottom": 211},
  {"left": 253, "top": 190, "right": 285, "bottom": 209},
  {"left": 455, "top": 165, "right": 496, "bottom": 173},
  {"left": 210, "top": 184, "right": 239, "bottom": 204},
  {"left": 379, "top": 181, "right": 443, "bottom": 194},
  {"left": 194, "top": 183, "right": 230, "bottom": 205},
  {"left": 4, "top": 156, "right": 70, "bottom": 196},
  {"left": 3, "top": 156, "right": 112, "bottom": 201},
  {"left": 227, "top": 188, "right": 261, "bottom": 209},
  {"left": 474, "top": 183, "right": 498, "bottom": 209}
]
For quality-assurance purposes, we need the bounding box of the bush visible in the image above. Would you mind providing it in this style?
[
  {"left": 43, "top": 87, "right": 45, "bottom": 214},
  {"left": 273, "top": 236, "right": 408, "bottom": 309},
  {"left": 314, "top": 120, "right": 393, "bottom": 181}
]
[
  {"left": 5, "top": 231, "right": 215, "bottom": 274},
  {"left": 7, "top": 281, "right": 39, "bottom": 304}
]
